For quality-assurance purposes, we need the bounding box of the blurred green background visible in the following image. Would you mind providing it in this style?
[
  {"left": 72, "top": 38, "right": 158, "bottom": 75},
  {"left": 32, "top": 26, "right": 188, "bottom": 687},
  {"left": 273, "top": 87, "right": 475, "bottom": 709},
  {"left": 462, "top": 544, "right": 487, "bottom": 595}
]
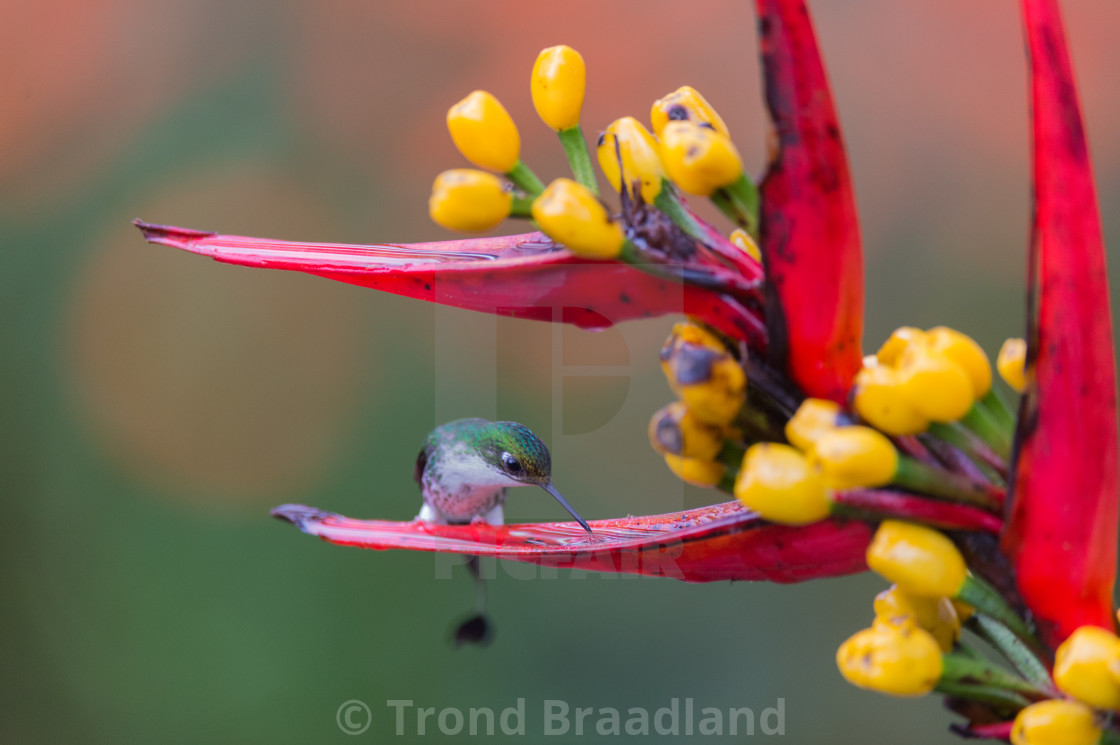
[{"left": 3, "top": 1, "right": 1119, "bottom": 742}]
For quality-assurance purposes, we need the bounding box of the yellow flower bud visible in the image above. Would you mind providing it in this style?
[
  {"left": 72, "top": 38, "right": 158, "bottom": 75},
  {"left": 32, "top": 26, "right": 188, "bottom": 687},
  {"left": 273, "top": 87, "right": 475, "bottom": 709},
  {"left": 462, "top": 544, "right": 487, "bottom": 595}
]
[
  {"left": 1054, "top": 625, "right": 1120, "bottom": 710},
  {"left": 876, "top": 327, "right": 925, "bottom": 367},
  {"left": 873, "top": 585, "right": 961, "bottom": 652},
  {"left": 1011, "top": 700, "right": 1103, "bottom": 745},
  {"left": 998, "top": 337, "right": 1029, "bottom": 393},
  {"left": 896, "top": 344, "right": 976, "bottom": 423},
  {"left": 809, "top": 426, "right": 899, "bottom": 489},
  {"left": 785, "top": 398, "right": 842, "bottom": 452},
  {"left": 734, "top": 443, "right": 832, "bottom": 526},
  {"left": 650, "top": 85, "right": 730, "bottom": 138},
  {"left": 428, "top": 169, "right": 513, "bottom": 232},
  {"left": 648, "top": 401, "right": 725, "bottom": 461},
  {"left": 836, "top": 624, "right": 943, "bottom": 697},
  {"left": 531, "top": 178, "right": 625, "bottom": 259},
  {"left": 926, "top": 327, "right": 992, "bottom": 398},
  {"left": 852, "top": 364, "right": 930, "bottom": 436},
  {"left": 662, "top": 343, "right": 746, "bottom": 426},
  {"left": 447, "top": 90, "right": 521, "bottom": 172},
  {"left": 664, "top": 453, "right": 724, "bottom": 488},
  {"left": 530, "top": 45, "right": 586, "bottom": 131},
  {"left": 729, "top": 228, "right": 762, "bottom": 263},
  {"left": 866, "top": 520, "right": 968, "bottom": 598},
  {"left": 659, "top": 121, "right": 743, "bottom": 197},
  {"left": 951, "top": 599, "right": 975, "bottom": 622},
  {"left": 597, "top": 117, "right": 664, "bottom": 203}
]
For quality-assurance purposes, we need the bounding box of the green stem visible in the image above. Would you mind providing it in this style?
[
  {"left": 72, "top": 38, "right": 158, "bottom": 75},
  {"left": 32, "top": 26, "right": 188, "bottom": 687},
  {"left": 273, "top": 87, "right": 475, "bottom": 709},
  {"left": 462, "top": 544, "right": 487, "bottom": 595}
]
[
  {"left": 894, "top": 457, "right": 1002, "bottom": 510},
  {"left": 932, "top": 680, "right": 1030, "bottom": 711},
  {"left": 960, "top": 403, "right": 1012, "bottom": 461},
  {"left": 713, "top": 174, "right": 760, "bottom": 238},
  {"left": 558, "top": 126, "right": 598, "bottom": 195},
  {"left": 957, "top": 575, "right": 1039, "bottom": 649},
  {"left": 717, "top": 440, "right": 746, "bottom": 472},
  {"left": 982, "top": 388, "right": 1016, "bottom": 430},
  {"left": 967, "top": 615, "right": 1056, "bottom": 694},
  {"left": 510, "top": 194, "right": 534, "bottom": 217},
  {"left": 653, "top": 188, "right": 708, "bottom": 242},
  {"left": 926, "top": 422, "right": 1006, "bottom": 482},
  {"left": 940, "top": 651, "right": 1047, "bottom": 697},
  {"left": 507, "top": 160, "right": 545, "bottom": 196}
]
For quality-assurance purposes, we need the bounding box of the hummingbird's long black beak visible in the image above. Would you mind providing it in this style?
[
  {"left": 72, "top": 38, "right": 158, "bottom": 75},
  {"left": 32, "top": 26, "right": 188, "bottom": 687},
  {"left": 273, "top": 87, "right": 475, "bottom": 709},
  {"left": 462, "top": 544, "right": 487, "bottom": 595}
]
[{"left": 541, "top": 482, "right": 594, "bottom": 536}]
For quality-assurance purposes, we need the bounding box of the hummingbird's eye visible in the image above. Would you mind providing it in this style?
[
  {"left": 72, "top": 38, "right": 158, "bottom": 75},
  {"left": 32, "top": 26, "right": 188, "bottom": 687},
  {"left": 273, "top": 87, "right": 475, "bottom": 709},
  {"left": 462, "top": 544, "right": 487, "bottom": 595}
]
[{"left": 501, "top": 452, "right": 522, "bottom": 474}]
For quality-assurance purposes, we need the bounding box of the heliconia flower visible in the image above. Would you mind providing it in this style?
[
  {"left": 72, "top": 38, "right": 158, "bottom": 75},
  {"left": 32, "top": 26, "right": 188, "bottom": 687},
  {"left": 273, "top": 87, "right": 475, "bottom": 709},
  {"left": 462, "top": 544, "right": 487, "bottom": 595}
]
[
  {"left": 530, "top": 45, "right": 586, "bottom": 132},
  {"left": 1002, "top": 0, "right": 1119, "bottom": 647},
  {"left": 1011, "top": 700, "right": 1103, "bottom": 745},
  {"left": 728, "top": 228, "right": 761, "bottom": 263},
  {"left": 836, "top": 622, "right": 943, "bottom": 697},
  {"left": 647, "top": 401, "right": 726, "bottom": 462},
  {"left": 428, "top": 169, "right": 513, "bottom": 232},
  {"left": 1052, "top": 626, "right": 1120, "bottom": 710},
  {"left": 658, "top": 121, "right": 743, "bottom": 197},
  {"left": 531, "top": 178, "right": 624, "bottom": 259},
  {"left": 998, "top": 338, "right": 1028, "bottom": 393},
  {"left": 596, "top": 116, "right": 664, "bottom": 203},
  {"left": 137, "top": 1, "right": 1118, "bottom": 709},
  {"left": 650, "top": 85, "right": 730, "bottom": 139},
  {"left": 873, "top": 585, "right": 961, "bottom": 653},
  {"left": 784, "top": 397, "right": 843, "bottom": 451},
  {"left": 447, "top": 90, "right": 521, "bottom": 173},
  {"left": 734, "top": 442, "right": 832, "bottom": 526}
]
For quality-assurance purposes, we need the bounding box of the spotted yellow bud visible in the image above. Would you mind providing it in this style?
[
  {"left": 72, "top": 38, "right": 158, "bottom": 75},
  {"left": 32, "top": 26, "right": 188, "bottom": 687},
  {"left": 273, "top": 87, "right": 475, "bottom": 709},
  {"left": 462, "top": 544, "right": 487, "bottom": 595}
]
[
  {"left": 662, "top": 343, "right": 746, "bottom": 427},
  {"left": 659, "top": 121, "right": 743, "bottom": 197},
  {"left": 836, "top": 624, "right": 942, "bottom": 697},
  {"left": 530, "top": 45, "right": 586, "bottom": 131},
  {"left": 664, "top": 453, "right": 724, "bottom": 488},
  {"left": 852, "top": 364, "right": 930, "bottom": 436},
  {"left": 785, "top": 398, "right": 843, "bottom": 452},
  {"left": 876, "top": 327, "right": 925, "bottom": 367},
  {"left": 873, "top": 585, "right": 961, "bottom": 652},
  {"left": 597, "top": 117, "right": 664, "bottom": 203},
  {"left": 531, "top": 178, "right": 625, "bottom": 259},
  {"left": 998, "top": 337, "right": 1029, "bottom": 393},
  {"left": 734, "top": 443, "right": 832, "bottom": 526},
  {"left": 447, "top": 90, "right": 521, "bottom": 172},
  {"left": 867, "top": 520, "right": 968, "bottom": 598},
  {"left": 809, "top": 426, "right": 898, "bottom": 489},
  {"left": 1054, "top": 626, "right": 1120, "bottom": 710},
  {"left": 1011, "top": 700, "right": 1103, "bottom": 745},
  {"left": 927, "top": 327, "right": 992, "bottom": 398},
  {"left": 648, "top": 401, "right": 725, "bottom": 461},
  {"left": 650, "top": 85, "right": 730, "bottom": 138},
  {"left": 896, "top": 344, "right": 975, "bottom": 423},
  {"left": 428, "top": 169, "right": 513, "bottom": 232},
  {"left": 660, "top": 320, "right": 728, "bottom": 368},
  {"left": 729, "top": 228, "right": 762, "bottom": 263}
]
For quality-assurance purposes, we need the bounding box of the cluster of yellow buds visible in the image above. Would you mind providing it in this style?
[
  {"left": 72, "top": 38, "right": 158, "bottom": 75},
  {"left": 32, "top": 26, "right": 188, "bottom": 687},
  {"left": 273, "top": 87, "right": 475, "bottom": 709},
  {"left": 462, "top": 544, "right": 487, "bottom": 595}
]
[
  {"left": 649, "top": 321, "right": 746, "bottom": 488},
  {"left": 431, "top": 46, "right": 762, "bottom": 262},
  {"left": 853, "top": 326, "right": 994, "bottom": 435}
]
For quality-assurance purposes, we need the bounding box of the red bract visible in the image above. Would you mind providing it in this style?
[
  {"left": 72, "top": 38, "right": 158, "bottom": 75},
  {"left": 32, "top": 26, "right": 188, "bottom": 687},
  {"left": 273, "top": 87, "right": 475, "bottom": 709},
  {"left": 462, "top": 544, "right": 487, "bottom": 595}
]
[
  {"left": 1002, "top": 0, "right": 1119, "bottom": 646},
  {"left": 755, "top": 0, "right": 864, "bottom": 403},
  {"left": 134, "top": 221, "right": 767, "bottom": 348},
  {"left": 271, "top": 502, "right": 871, "bottom": 584}
]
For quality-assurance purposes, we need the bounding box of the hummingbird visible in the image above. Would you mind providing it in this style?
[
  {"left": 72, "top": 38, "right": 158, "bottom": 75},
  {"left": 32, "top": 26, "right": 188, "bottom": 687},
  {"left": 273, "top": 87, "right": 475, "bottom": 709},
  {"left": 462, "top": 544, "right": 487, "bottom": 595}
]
[
  {"left": 413, "top": 418, "right": 593, "bottom": 534},
  {"left": 413, "top": 418, "right": 593, "bottom": 647}
]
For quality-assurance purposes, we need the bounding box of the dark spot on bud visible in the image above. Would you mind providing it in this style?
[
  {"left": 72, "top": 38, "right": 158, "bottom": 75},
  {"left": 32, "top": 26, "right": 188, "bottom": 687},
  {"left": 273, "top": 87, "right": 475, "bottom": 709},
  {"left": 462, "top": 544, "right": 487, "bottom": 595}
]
[
  {"left": 673, "top": 344, "right": 720, "bottom": 386},
  {"left": 656, "top": 416, "right": 684, "bottom": 455},
  {"left": 698, "top": 122, "right": 716, "bottom": 130},
  {"left": 667, "top": 105, "right": 690, "bottom": 121},
  {"left": 596, "top": 132, "right": 606, "bottom": 147}
]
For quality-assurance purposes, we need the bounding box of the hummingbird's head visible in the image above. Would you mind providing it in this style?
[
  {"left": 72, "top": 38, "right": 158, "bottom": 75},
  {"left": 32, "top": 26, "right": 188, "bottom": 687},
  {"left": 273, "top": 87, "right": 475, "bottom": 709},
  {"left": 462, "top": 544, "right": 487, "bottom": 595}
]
[{"left": 477, "top": 421, "right": 552, "bottom": 486}]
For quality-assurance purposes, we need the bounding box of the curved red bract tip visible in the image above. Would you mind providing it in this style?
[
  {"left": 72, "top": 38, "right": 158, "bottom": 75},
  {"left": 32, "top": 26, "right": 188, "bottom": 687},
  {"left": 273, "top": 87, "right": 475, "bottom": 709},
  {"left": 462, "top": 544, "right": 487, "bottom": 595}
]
[
  {"left": 754, "top": 0, "right": 864, "bottom": 403},
  {"left": 271, "top": 501, "right": 872, "bottom": 584},
  {"left": 1003, "top": 0, "right": 1119, "bottom": 646}
]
